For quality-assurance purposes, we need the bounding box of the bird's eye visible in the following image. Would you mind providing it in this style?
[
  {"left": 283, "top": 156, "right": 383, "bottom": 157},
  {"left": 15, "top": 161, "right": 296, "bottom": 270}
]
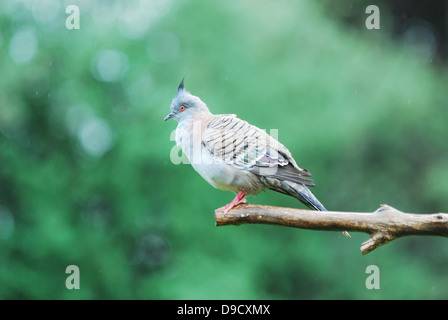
[{"left": 179, "top": 105, "right": 186, "bottom": 112}]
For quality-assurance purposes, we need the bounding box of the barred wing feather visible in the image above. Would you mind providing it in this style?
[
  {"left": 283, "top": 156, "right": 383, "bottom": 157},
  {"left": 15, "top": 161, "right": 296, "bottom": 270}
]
[{"left": 202, "top": 115, "right": 315, "bottom": 187}]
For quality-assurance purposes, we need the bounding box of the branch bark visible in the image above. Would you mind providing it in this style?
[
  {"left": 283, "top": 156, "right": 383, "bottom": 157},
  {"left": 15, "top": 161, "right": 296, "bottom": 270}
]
[{"left": 214, "top": 204, "right": 448, "bottom": 255}]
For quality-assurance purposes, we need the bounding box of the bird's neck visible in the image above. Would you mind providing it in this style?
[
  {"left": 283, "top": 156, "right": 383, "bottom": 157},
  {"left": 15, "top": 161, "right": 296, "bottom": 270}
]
[
  {"left": 178, "top": 107, "right": 213, "bottom": 128},
  {"left": 176, "top": 107, "right": 213, "bottom": 146}
]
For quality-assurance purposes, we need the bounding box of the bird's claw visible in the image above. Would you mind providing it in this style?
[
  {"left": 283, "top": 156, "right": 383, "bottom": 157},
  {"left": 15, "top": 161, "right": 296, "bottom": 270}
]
[{"left": 218, "top": 198, "right": 247, "bottom": 214}]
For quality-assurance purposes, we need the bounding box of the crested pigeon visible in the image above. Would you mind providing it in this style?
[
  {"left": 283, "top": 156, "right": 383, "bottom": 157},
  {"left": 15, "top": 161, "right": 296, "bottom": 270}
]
[{"left": 165, "top": 79, "right": 350, "bottom": 237}]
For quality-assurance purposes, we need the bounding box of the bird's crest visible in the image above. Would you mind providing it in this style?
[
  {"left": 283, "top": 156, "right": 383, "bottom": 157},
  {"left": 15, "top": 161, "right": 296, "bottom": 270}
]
[{"left": 177, "top": 77, "right": 185, "bottom": 93}]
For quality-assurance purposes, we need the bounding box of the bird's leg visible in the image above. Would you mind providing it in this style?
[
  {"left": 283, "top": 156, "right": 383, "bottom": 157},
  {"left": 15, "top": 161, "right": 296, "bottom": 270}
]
[{"left": 217, "top": 190, "right": 247, "bottom": 213}]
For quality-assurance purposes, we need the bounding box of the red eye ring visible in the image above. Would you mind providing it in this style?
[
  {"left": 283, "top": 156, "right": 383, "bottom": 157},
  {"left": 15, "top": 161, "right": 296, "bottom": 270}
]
[{"left": 179, "top": 105, "right": 186, "bottom": 112}]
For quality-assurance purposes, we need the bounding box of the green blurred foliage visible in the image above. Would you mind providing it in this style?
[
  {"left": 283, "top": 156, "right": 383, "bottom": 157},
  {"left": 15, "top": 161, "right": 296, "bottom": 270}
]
[{"left": 0, "top": 0, "right": 448, "bottom": 299}]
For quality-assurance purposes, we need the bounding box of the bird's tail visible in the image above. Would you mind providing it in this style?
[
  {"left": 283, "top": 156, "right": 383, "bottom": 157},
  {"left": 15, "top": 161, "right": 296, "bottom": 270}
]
[
  {"left": 279, "top": 180, "right": 327, "bottom": 211},
  {"left": 272, "top": 180, "right": 351, "bottom": 238}
]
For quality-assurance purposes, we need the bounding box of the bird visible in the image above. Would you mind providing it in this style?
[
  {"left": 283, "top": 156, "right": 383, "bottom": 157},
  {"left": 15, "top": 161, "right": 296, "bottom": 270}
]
[{"left": 164, "top": 79, "right": 350, "bottom": 237}]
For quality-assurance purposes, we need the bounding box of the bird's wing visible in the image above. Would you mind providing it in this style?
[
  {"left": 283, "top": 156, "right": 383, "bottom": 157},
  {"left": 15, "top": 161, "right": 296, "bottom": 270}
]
[{"left": 202, "top": 115, "right": 315, "bottom": 186}]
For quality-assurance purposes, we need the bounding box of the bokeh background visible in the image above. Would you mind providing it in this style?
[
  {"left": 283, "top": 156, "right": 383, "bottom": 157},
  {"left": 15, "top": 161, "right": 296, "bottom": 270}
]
[{"left": 1, "top": 0, "right": 448, "bottom": 299}]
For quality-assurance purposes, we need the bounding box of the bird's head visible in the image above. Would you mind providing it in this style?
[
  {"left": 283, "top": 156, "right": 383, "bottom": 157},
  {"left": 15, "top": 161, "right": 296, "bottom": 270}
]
[{"left": 164, "top": 78, "right": 209, "bottom": 122}]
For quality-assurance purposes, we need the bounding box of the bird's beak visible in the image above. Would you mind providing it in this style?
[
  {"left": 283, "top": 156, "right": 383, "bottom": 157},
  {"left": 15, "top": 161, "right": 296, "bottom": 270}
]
[{"left": 164, "top": 112, "right": 175, "bottom": 121}]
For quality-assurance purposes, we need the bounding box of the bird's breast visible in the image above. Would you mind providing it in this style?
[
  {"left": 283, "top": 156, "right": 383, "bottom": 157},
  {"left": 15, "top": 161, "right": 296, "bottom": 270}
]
[{"left": 175, "top": 120, "right": 266, "bottom": 195}]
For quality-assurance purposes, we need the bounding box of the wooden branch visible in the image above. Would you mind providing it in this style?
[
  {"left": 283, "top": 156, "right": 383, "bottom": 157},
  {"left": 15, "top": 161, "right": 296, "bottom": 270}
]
[{"left": 214, "top": 204, "right": 448, "bottom": 255}]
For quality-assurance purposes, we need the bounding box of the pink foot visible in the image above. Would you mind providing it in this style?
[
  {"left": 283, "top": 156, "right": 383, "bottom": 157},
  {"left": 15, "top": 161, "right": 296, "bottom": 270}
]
[{"left": 217, "top": 190, "right": 247, "bottom": 213}]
